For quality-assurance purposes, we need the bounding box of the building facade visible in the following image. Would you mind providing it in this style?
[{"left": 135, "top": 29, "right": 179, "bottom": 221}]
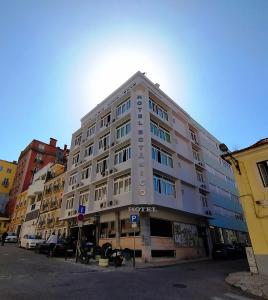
[
  {"left": 224, "top": 138, "right": 268, "bottom": 275},
  {"left": 0, "top": 160, "right": 17, "bottom": 214},
  {"left": 20, "top": 164, "right": 52, "bottom": 238},
  {"left": 9, "top": 190, "right": 29, "bottom": 234},
  {"left": 61, "top": 72, "right": 246, "bottom": 261},
  {"left": 37, "top": 163, "right": 68, "bottom": 239},
  {"left": 0, "top": 217, "right": 9, "bottom": 235},
  {"left": 6, "top": 138, "right": 68, "bottom": 218}
]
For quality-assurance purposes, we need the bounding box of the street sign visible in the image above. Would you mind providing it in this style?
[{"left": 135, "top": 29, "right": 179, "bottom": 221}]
[
  {"left": 78, "top": 221, "right": 83, "bottom": 228},
  {"left": 130, "top": 214, "right": 139, "bottom": 224},
  {"left": 78, "top": 205, "right": 86, "bottom": 214},
  {"left": 132, "top": 223, "right": 138, "bottom": 228},
  {"left": 77, "top": 213, "right": 84, "bottom": 222}
]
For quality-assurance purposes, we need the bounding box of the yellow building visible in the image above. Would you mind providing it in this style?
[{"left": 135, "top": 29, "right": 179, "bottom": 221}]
[
  {"left": 223, "top": 139, "right": 268, "bottom": 275},
  {"left": 0, "top": 160, "right": 17, "bottom": 213},
  {"left": 37, "top": 163, "right": 68, "bottom": 239},
  {"left": 0, "top": 217, "right": 9, "bottom": 235},
  {"left": 9, "top": 190, "right": 29, "bottom": 235}
]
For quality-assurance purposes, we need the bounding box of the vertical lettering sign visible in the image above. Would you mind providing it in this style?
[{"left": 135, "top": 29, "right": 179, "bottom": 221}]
[{"left": 137, "top": 96, "right": 145, "bottom": 195}]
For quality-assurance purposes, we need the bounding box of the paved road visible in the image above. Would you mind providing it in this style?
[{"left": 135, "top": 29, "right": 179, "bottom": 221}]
[{"left": 0, "top": 244, "right": 260, "bottom": 300}]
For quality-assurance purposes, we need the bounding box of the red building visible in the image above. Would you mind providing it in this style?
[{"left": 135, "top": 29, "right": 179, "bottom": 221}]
[{"left": 6, "top": 138, "right": 69, "bottom": 217}]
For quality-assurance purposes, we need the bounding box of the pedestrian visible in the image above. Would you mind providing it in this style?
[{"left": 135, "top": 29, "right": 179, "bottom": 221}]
[{"left": 1, "top": 231, "right": 8, "bottom": 246}]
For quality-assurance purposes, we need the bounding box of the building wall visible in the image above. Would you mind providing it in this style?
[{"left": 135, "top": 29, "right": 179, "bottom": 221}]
[
  {"left": 37, "top": 164, "right": 68, "bottom": 239},
  {"left": 229, "top": 143, "right": 268, "bottom": 275},
  {"left": 0, "top": 217, "right": 9, "bottom": 234},
  {"left": 8, "top": 190, "right": 28, "bottom": 234},
  {"left": 0, "top": 160, "right": 17, "bottom": 213},
  {"left": 6, "top": 138, "right": 68, "bottom": 217},
  {"left": 61, "top": 72, "right": 245, "bottom": 260}
]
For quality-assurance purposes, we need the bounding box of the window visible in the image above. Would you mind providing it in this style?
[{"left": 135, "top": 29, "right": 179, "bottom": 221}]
[
  {"left": 150, "top": 121, "right": 170, "bottom": 143},
  {"left": 96, "top": 157, "right": 108, "bottom": 174},
  {"left": 74, "top": 134, "right": 82, "bottom": 146},
  {"left": 153, "top": 174, "right": 176, "bottom": 197},
  {"left": 114, "top": 174, "right": 131, "bottom": 195},
  {"left": 190, "top": 130, "right": 197, "bottom": 143},
  {"left": 79, "top": 191, "right": 89, "bottom": 206},
  {"left": 193, "top": 149, "right": 200, "bottom": 161},
  {"left": 100, "top": 113, "right": 111, "bottom": 128},
  {"left": 0, "top": 166, "right": 2, "bottom": 172},
  {"left": 150, "top": 218, "right": 172, "bottom": 237},
  {"left": 99, "top": 134, "right": 110, "bottom": 150},
  {"left": 196, "top": 171, "right": 204, "bottom": 183},
  {"left": 100, "top": 221, "right": 115, "bottom": 238},
  {"left": 116, "top": 98, "right": 131, "bottom": 117},
  {"left": 87, "top": 124, "right": 95, "bottom": 137},
  {"left": 72, "top": 152, "right": 80, "bottom": 165},
  {"left": 95, "top": 183, "right": 107, "bottom": 201},
  {"left": 200, "top": 195, "right": 208, "bottom": 207},
  {"left": 66, "top": 196, "right": 74, "bottom": 209},
  {"left": 2, "top": 178, "right": 9, "bottom": 187},
  {"left": 69, "top": 173, "right": 77, "bottom": 186},
  {"left": 7, "top": 168, "right": 12, "bottom": 174},
  {"left": 114, "top": 145, "right": 131, "bottom": 165},
  {"left": 116, "top": 121, "right": 131, "bottom": 140},
  {"left": 149, "top": 98, "right": 168, "bottom": 121},
  {"left": 257, "top": 160, "right": 268, "bottom": 187},
  {"left": 81, "top": 165, "right": 91, "bottom": 180},
  {"left": 151, "top": 145, "right": 173, "bottom": 167},
  {"left": 85, "top": 144, "right": 93, "bottom": 157}
]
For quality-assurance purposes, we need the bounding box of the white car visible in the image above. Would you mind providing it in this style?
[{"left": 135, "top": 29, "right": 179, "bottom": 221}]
[
  {"left": 5, "top": 232, "right": 18, "bottom": 243},
  {"left": 20, "top": 234, "right": 45, "bottom": 249}
]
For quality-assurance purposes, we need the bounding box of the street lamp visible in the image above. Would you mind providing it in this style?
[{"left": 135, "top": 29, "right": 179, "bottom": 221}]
[{"left": 219, "top": 143, "right": 241, "bottom": 174}]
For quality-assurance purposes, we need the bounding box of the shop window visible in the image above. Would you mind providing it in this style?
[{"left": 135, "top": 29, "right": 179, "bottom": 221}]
[{"left": 150, "top": 218, "right": 173, "bottom": 237}]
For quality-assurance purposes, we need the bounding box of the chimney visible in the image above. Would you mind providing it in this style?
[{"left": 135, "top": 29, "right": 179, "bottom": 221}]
[
  {"left": 155, "top": 83, "right": 160, "bottom": 88},
  {"left": 49, "top": 138, "right": 57, "bottom": 147}
]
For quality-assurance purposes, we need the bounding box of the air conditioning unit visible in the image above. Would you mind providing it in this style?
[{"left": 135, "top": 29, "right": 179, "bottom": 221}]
[
  {"left": 72, "top": 186, "right": 75, "bottom": 190},
  {"left": 111, "top": 142, "right": 115, "bottom": 147},
  {"left": 109, "top": 169, "right": 113, "bottom": 174}
]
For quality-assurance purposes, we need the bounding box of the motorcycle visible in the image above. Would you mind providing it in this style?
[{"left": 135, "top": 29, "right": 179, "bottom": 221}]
[{"left": 79, "top": 241, "right": 94, "bottom": 264}]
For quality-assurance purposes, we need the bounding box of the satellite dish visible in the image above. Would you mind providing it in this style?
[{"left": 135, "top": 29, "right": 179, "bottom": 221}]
[{"left": 219, "top": 143, "right": 229, "bottom": 152}]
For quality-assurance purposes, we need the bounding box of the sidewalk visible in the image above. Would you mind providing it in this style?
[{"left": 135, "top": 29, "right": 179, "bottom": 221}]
[
  {"left": 61, "top": 256, "right": 210, "bottom": 272},
  {"left": 226, "top": 272, "right": 268, "bottom": 299}
]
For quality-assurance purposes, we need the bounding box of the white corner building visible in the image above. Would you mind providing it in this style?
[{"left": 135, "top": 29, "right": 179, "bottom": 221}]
[{"left": 61, "top": 71, "right": 246, "bottom": 262}]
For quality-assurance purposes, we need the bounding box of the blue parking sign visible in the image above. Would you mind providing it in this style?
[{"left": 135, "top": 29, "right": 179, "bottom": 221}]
[
  {"left": 130, "top": 214, "right": 139, "bottom": 224},
  {"left": 78, "top": 205, "right": 86, "bottom": 214}
]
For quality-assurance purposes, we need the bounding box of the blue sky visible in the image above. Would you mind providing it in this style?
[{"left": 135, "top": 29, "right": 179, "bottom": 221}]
[{"left": 1, "top": 0, "right": 267, "bottom": 161}]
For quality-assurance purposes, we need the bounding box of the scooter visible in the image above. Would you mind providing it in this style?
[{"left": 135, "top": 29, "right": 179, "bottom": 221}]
[{"left": 79, "top": 242, "right": 94, "bottom": 264}]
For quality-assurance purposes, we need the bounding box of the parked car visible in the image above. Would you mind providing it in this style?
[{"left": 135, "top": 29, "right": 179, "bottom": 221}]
[
  {"left": 5, "top": 232, "right": 18, "bottom": 243},
  {"left": 212, "top": 243, "right": 239, "bottom": 259},
  {"left": 20, "top": 234, "right": 45, "bottom": 249},
  {"left": 35, "top": 236, "right": 76, "bottom": 257}
]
